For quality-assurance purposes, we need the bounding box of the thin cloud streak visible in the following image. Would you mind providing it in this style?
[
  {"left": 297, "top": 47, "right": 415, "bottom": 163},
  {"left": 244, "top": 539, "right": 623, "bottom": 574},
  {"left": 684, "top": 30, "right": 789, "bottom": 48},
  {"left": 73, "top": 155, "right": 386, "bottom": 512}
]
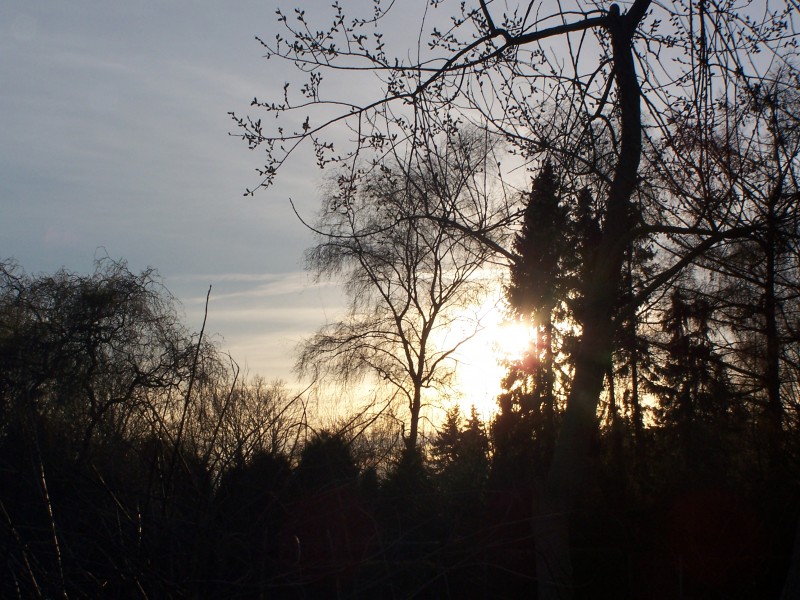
[{"left": 176, "top": 271, "right": 347, "bottom": 379}]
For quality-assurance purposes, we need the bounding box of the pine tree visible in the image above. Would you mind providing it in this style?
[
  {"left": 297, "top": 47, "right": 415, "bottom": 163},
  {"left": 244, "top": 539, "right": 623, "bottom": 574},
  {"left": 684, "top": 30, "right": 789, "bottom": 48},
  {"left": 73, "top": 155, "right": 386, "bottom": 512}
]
[
  {"left": 494, "top": 163, "right": 570, "bottom": 482},
  {"left": 432, "top": 405, "right": 489, "bottom": 493},
  {"left": 648, "top": 287, "right": 735, "bottom": 482},
  {"left": 507, "top": 162, "right": 568, "bottom": 321}
]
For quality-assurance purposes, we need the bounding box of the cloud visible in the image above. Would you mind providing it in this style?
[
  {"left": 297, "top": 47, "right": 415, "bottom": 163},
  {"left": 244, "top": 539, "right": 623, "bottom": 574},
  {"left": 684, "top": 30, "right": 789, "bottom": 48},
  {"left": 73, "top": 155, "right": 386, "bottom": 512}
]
[
  {"left": 172, "top": 270, "right": 347, "bottom": 380},
  {"left": 1, "top": 1, "right": 324, "bottom": 283},
  {"left": 0, "top": 1, "right": 411, "bottom": 384}
]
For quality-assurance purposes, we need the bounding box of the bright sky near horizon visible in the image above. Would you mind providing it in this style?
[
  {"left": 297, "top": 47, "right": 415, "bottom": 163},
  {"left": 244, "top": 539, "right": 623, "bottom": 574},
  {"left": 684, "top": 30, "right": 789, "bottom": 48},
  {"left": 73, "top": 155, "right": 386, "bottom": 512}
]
[{"left": 1, "top": 1, "right": 520, "bottom": 416}]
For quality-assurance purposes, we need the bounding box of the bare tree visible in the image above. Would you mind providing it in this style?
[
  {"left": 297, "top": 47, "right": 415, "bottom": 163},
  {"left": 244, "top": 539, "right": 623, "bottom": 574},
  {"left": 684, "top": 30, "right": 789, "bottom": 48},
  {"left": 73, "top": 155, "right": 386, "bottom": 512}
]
[
  {"left": 0, "top": 258, "right": 196, "bottom": 461},
  {"left": 654, "top": 69, "right": 800, "bottom": 478},
  {"left": 297, "top": 130, "right": 503, "bottom": 451}
]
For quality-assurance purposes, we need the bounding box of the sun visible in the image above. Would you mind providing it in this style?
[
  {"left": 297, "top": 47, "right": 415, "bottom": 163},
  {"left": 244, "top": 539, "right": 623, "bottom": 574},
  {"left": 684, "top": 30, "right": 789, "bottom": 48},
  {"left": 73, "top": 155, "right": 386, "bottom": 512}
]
[{"left": 449, "top": 302, "right": 535, "bottom": 419}]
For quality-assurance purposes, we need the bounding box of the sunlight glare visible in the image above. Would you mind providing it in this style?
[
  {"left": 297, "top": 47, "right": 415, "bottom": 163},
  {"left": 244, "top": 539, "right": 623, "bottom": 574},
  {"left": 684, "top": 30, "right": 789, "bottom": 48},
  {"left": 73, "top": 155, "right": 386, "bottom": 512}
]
[{"left": 450, "top": 302, "right": 535, "bottom": 420}]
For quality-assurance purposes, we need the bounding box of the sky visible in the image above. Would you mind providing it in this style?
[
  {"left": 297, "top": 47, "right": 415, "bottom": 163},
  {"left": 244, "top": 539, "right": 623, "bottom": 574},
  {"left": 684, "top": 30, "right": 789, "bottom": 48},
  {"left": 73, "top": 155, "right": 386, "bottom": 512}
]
[
  {"left": 1, "top": 1, "right": 510, "bottom": 414},
  {"left": 2, "top": 1, "right": 351, "bottom": 380}
]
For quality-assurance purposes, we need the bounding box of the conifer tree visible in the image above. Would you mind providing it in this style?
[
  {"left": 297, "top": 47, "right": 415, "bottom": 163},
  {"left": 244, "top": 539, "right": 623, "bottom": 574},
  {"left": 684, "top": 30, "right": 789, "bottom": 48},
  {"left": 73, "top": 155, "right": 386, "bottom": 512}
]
[
  {"left": 432, "top": 405, "right": 489, "bottom": 494},
  {"left": 494, "top": 163, "right": 569, "bottom": 480},
  {"left": 648, "top": 287, "right": 735, "bottom": 481}
]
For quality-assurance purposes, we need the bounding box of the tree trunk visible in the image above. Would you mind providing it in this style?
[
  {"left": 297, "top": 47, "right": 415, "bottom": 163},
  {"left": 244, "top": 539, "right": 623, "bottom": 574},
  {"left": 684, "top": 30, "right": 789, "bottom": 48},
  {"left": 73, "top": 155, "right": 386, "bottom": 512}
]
[
  {"left": 630, "top": 343, "right": 643, "bottom": 450},
  {"left": 533, "top": 4, "right": 648, "bottom": 597},
  {"left": 626, "top": 248, "right": 644, "bottom": 451},
  {"left": 543, "top": 316, "right": 556, "bottom": 456},
  {"left": 535, "top": 302, "right": 618, "bottom": 598},
  {"left": 406, "top": 385, "right": 422, "bottom": 451},
  {"left": 764, "top": 189, "right": 783, "bottom": 476}
]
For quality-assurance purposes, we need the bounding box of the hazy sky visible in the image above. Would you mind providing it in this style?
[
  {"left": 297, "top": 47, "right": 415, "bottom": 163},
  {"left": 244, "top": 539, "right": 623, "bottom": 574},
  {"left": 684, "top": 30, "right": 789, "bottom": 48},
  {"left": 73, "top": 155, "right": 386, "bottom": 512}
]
[
  {"left": 1, "top": 1, "right": 354, "bottom": 381},
  {"left": 2, "top": 1, "right": 510, "bottom": 413}
]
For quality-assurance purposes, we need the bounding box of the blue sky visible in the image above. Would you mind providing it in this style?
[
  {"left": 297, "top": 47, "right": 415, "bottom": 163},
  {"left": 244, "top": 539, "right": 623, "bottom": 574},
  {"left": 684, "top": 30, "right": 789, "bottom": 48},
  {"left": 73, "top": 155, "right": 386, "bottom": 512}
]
[{"left": 1, "top": 1, "right": 348, "bottom": 380}]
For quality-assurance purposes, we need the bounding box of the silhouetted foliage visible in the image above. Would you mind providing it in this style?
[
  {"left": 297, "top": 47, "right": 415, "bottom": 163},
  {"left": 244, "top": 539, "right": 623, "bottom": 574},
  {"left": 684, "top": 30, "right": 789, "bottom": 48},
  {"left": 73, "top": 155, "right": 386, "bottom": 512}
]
[
  {"left": 4, "top": 0, "right": 800, "bottom": 595},
  {"left": 297, "top": 130, "right": 501, "bottom": 452},
  {"left": 0, "top": 259, "right": 302, "bottom": 598},
  {"left": 494, "top": 164, "right": 572, "bottom": 485},
  {"left": 2, "top": 254, "right": 798, "bottom": 597},
  {"left": 432, "top": 405, "right": 490, "bottom": 495},
  {"left": 508, "top": 162, "right": 569, "bottom": 320}
]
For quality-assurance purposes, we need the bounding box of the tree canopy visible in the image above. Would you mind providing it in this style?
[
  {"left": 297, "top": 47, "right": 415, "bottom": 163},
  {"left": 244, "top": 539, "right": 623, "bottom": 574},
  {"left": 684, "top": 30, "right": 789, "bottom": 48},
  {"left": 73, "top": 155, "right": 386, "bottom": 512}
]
[{"left": 234, "top": 1, "right": 800, "bottom": 596}]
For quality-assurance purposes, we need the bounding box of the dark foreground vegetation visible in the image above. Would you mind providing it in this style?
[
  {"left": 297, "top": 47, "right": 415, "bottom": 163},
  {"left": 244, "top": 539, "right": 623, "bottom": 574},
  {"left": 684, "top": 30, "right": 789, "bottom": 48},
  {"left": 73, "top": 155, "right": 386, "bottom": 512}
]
[
  {"left": 226, "top": 0, "right": 800, "bottom": 596},
  {"left": 6, "top": 0, "right": 798, "bottom": 597},
  {"left": 1, "top": 259, "right": 798, "bottom": 598}
]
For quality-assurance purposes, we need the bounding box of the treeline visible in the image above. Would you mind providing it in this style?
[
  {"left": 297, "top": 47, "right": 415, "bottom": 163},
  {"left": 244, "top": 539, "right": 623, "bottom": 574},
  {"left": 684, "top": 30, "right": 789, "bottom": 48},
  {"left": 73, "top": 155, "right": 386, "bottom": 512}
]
[
  {"left": 0, "top": 259, "right": 307, "bottom": 597},
  {"left": 223, "top": 0, "right": 800, "bottom": 596},
  {"left": 0, "top": 259, "right": 797, "bottom": 599}
]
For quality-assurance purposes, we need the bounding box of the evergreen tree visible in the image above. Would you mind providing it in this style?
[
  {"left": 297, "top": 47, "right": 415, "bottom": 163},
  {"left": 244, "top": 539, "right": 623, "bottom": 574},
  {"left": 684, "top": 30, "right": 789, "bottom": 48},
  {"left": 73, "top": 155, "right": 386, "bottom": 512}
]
[
  {"left": 648, "top": 287, "right": 736, "bottom": 482},
  {"left": 507, "top": 162, "right": 569, "bottom": 321},
  {"left": 431, "top": 405, "right": 463, "bottom": 474},
  {"left": 494, "top": 163, "right": 570, "bottom": 482},
  {"left": 432, "top": 405, "right": 489, "bottom": 493}
]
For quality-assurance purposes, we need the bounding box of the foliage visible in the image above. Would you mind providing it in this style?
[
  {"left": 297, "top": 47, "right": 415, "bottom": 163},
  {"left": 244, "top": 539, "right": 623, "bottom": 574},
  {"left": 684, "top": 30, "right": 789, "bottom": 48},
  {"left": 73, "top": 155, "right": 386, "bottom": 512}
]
[
  {"left": 431, "top": 404, "right": 490, "bottom": 492},
  {"left": 230, "top": 0, "right": 800, "bottom": 596},
  {"left": 0, "top": 259, "right": 302, "bottom": 598},
  {"left": 0, "top": 258, "right": 193, "bottom": 456},
  {"left": 507, "top": 162, "right": 570, "bottom": 321},
  {"left": 1, "top": 255, "right": 798, "bottom": 596}
]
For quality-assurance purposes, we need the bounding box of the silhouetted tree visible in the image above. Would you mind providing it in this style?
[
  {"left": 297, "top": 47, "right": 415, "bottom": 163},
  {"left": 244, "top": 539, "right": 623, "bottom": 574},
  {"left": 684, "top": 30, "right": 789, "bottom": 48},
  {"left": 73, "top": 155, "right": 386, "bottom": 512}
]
[
  {"left": 0, "top": 259, "right": 309, "bottom": 598},
  {"left": 297, "top": 131, "right": 501, "bottom": 451},
  {"left": 234, "top": 1, "right": 800, "bottom": 595},
  {"left": 648, "top": 287, "right": 737, "bottom": 481},
  {"left": 431, "top": 405, "right": 489, "bottom": 494},
  {"left": 0, "top": 258, "right": 196, "bottom": 462},
  {"left": 212, "top": 450, "right": 291, "bottom": 594},
  {"left": 678, "top": 77, "right": 800, "bottom": 480},
  {"left": 495, "top": 163, "right": 606, "bottom": 487}
]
